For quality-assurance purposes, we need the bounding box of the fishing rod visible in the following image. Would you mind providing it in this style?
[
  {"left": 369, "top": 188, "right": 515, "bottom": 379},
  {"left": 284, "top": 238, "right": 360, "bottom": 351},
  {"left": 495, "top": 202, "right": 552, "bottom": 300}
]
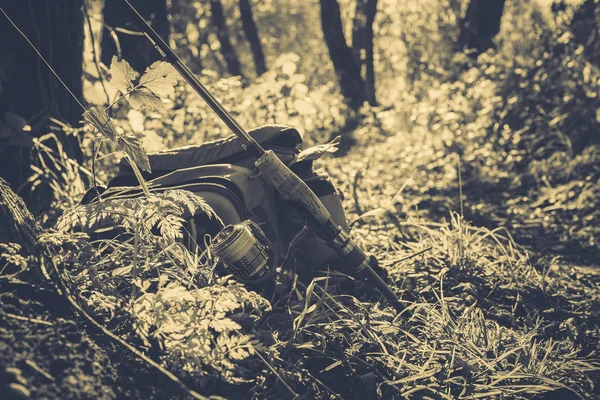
[
  {"left": 117, "top": 0, "right": 263, "bottom": 157},
  {"left": 116, "top": 0, "right": 406, "bottom": 312}
]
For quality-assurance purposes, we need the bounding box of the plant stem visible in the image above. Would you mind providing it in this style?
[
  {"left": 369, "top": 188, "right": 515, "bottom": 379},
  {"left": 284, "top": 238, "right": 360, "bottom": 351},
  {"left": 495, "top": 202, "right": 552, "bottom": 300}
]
[
  {"left": 129, "top": 159, "right": 150, "bottom": 197},
  {"left": 132, "top": 219, "right": 140, "bottom": 299}
]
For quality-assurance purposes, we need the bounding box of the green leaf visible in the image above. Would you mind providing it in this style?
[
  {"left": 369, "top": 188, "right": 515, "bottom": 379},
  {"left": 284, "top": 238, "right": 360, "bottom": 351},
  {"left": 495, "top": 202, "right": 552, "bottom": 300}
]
[
  {"left": 117, "top": 134, "right": 152, "bottom": 172},
  {"left": 83, "top": 107, "right": 116, "bottom": 141},
  {"left": 128, "top": 87, "right": 165, "bottom": 112},
  {"left": 108, "top": 56, "right": 138, "bottom": 94},
  {"left": 139, "top": 61, "right": 178, "bottom": 98}
]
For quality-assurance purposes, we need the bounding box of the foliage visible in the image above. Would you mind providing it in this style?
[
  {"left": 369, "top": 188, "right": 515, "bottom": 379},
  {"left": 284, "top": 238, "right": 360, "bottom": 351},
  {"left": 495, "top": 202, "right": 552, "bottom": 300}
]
[
  {"left": 133, "top": 277, "right": 270, "bottom": 382},
  {"left": 0, "top": 243, "right": 28, "bottom": 277},
  {"left": 17, "top": 0, "right": 600, "bottom": 398},
  {"left": 47, "top": 187, "right": 272, "bottom": 383},
  {"left": 108, "top": 57, "right": 178, "bottom": 113},
  {"left": 28, "top": 131, "right": 91, "bottom": 224}
]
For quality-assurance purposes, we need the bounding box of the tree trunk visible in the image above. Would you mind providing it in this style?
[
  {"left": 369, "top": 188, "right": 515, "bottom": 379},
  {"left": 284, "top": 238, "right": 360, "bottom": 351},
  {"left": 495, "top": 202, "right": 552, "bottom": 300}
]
[
  {"left": 457, "top": 0, "right": 506, "bottom": 55},
  {"left": 320, "top": 0, "right": 367, "bottom": 111},
  {"left": 210, "top": 0, "right": 243, "bottom": 77},
  {"left": 101, "top": 0, "right": 170, "bottom": 73},
  {"left": 0, "top": 0, "right": 84, "bottom": 190},
  {"left": 352, "top": 0, "right": 378, "bottom": 106},
  {"left": 239, "top": 0, "right": 267, "bottom": 76},
  {"left": 570, "top": 0, "right": 600, "bottom": 66},
  {"left": 169, "top": 0, "right": 203, "bottom": 72}
]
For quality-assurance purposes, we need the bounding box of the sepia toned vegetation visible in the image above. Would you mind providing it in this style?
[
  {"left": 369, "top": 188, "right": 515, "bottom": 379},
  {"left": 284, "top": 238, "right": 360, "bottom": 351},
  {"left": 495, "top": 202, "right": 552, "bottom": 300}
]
[{"left": 1, "top": 0, "right": 599, "bottom": 399}]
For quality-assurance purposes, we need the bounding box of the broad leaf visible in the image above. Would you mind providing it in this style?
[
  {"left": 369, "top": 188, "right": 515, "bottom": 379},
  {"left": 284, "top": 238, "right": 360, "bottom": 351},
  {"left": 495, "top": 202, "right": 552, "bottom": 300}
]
[
  {"left": 83, "top": 107, "right": 116, "bottom": 140},
  {"left": 117, "top": 134, "right": 152, "bottom": 173},
  {"left": 108, "top": 56, "right": 138, "bottom": 94},
  {"left": 139, "top": 61, "right": 178, "bottom": 98},
  {"left": 128, "top": 87, "right": 165, "bottom": 112}
]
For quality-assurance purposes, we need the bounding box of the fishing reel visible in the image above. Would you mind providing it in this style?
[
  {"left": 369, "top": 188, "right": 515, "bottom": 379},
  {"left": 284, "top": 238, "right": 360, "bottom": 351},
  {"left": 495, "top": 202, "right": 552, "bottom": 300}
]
[
  {"left": 212, "top": 220, "right": 279, "bottom": 285},
  {"left": 211, "top": 220, "right": 301, "bottom": 308}
]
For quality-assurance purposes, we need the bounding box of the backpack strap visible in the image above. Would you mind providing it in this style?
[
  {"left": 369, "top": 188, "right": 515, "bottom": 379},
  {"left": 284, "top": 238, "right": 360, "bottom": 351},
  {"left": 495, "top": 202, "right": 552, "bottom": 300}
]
[{"left": 117, "top": 125, "right": 302, "bottom": 180}]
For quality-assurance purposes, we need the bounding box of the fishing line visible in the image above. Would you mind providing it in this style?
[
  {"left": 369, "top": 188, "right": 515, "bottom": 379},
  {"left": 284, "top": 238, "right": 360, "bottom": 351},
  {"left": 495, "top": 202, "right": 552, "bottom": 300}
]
[{"left": 0, "top": 6, "right": 87, "bottom": 112}]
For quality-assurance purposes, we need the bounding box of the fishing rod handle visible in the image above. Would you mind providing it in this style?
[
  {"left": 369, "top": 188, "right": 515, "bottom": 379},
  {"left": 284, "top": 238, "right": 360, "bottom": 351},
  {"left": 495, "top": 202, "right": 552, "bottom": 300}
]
[
  {"left": 256, "top": 151, "right": 332, "bottom": 224},
  {"left": 255, "top": 151, "right": 404, "bottom": 311},
  {"left": 255, "top": 150, "right": 371, "bottom": 271}
]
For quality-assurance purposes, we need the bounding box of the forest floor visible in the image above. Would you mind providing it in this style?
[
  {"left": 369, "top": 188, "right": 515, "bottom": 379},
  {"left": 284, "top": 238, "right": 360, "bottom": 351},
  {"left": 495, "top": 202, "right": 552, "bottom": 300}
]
[{"left": 1, "top": 114, "right": 600, "bottom": 399}]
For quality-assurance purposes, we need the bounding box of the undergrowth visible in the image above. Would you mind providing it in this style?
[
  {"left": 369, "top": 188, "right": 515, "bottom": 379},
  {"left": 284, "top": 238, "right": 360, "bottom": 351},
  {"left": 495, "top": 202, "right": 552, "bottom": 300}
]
[{"left": 8, "top": 0, "right": 600, "bottom": 398}]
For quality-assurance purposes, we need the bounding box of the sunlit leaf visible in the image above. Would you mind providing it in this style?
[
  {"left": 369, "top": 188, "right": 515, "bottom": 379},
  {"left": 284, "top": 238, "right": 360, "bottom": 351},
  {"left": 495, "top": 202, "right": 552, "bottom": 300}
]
[
  {"left": 210, "top": 318, "right": 241, "bottom": 333},
  {"left": 127, "top": 109, "right": 145, "bottom": 133},
  {"left": 108, "top": 56, "right": 138, "bottom": 94},
  {"left": 128, "top": 87, "right": 166, "bottom": 112},
  {"left": 281, "top": 60, "right": 297, "bottom": 76},
  {"left": 141, "top": 130, "right": 166, "bottom": 153},
  {"left": 117, "top": 134, "right": 152, "bottom": 172},
  {"left": 139, "top": 61, "right": 178, "bottom": 98},
  {"left": 83, "top": 107, "right": 116, "bottom": 141},
  {"left": 293, "top": 98, "right": 312, "bottom": 114},
  {"left": 172, "top": 112, "right": 185, "bottom": 134}
]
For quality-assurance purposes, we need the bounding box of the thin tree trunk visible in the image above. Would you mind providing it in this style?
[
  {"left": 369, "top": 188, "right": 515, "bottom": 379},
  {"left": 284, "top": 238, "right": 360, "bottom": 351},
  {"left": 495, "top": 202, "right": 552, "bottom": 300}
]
[
  {"left": 101, "top": 0, "right": 169, "bottom": 72},
  {"left": 210, "top": 0, "right": 243, "bottom": 77},
  {"left": 570, "top": 0, "right": 600, "bottom": 65},
  {"left": 239, "top": 0, "right": 267, "bottom": 76},
  {"left": 352, "top": 0, "right": 378, "bottom": 106},
  {"left": 320, "top": 0, "right": 367, "bottom": 110},
  {"left": 169, "top": 0, "right": 203, "bottom": 72},
  {"left": 0, "top": 0, "right": 84, "bottom": 190},
  {"left": 0, "top": 0, "right": 84, "bottom": 126},
  {"left": 457, "top": 0, "right": 506, "bottom": 55}
]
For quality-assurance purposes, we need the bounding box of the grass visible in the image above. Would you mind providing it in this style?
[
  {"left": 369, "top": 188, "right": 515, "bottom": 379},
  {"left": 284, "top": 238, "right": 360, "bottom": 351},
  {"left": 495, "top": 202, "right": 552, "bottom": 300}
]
[
  {"left": 2, "top": 1, "right": 600, "bottom": 398},
  {"left": 33, "top": 123, "right": 599, "bottom": 398}
]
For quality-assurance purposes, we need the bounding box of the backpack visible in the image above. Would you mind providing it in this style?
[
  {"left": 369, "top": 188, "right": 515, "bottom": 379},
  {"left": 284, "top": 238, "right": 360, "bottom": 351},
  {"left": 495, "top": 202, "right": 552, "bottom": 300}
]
[{"left": 81, "top": 125, "right": 348, "bottom": 270}]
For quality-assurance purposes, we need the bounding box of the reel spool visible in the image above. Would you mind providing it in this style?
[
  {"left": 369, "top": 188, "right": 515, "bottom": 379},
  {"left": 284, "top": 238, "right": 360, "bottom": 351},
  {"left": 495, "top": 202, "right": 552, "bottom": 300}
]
[{"left": 212, "top": 221, "right": 278, "bottom": 285}]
